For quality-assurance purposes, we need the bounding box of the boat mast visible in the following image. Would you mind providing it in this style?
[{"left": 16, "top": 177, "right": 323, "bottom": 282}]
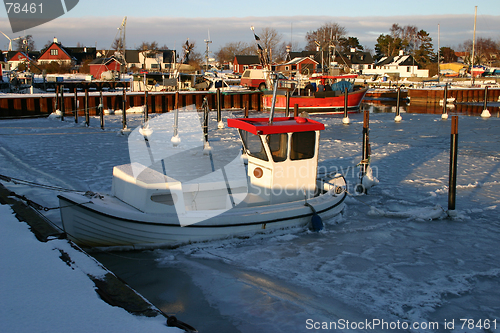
[
  {"left": 204, "top": 30, "right": 212, "bottom": 72},
  {"left": 437, "top": 23, "right": 440, "bottom": 84},
  {"left": 471, "top": 6, "right": 477, "bottom": 86}
]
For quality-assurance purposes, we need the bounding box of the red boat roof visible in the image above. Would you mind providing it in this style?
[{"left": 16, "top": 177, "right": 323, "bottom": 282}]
[{"left": 227, "top": 117, "right": 325, "bottom": 135}]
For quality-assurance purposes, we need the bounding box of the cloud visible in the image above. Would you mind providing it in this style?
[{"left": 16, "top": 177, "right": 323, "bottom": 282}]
[{"left": 1, "top": 14, "right": 498, "bottom": 54}]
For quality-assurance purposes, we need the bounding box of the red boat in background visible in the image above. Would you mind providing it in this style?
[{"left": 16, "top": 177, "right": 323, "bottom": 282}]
[{"left": 263, "top": 74, "right": 368, "bottom": 113}]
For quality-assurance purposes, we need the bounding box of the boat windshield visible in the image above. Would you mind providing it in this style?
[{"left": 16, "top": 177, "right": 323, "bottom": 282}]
[
  {"left": 267, "top": 133, "right": 288, "bottom": 162},
  {"left": 290, "top": 131, "right": 316, "bottom": 160},
  {"left": 239, "top": 130, "right": 268, "bottom": 161}
]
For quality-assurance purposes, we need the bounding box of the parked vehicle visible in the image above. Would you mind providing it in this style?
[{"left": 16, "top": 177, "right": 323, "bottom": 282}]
[{"left": 240, "top": 69, "right": 294, "bottom": 91}]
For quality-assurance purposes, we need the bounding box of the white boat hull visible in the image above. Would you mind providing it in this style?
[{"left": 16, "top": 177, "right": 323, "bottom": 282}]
[{"left": 58, "top": 182, "right": 346, "bottom": 249}]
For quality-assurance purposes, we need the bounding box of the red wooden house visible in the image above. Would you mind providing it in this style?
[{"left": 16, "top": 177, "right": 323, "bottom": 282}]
[
  {"left": 233, "top": 55, "right": 261, "bottom": 74},
  {"left": 7, "top": 51, "right": 33, "bottom": 70},
  {"left": 276, "top": 57, "right": 319, "bottom": 76},
  {"left": 37, "top": 38, "right": 75, "bottom": 66},
  {"left": 89, "top": 57, "right": 121, "bottom": 79}
]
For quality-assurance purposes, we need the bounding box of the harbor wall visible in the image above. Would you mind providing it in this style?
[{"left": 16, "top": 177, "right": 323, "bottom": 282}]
[
  {"left": 408, "top": 88, "right": 500, "bottom": 104},
  {"left": 0, "top": 91, "right": 263, "bottom": 118}
]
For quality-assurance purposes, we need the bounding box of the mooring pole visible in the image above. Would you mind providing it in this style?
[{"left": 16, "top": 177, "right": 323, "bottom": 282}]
[
  {"left": 175, "top": 91, "right": 179, "bottom": 110},
  {"left": 84, "top": 88, "right": 89, "bottom": 127},
  {"left": 442, "top": 85, "right": 448, "bottom": 115},
  {"left": 144, "top": 90, "right": 148, "bottom": 123},
  {"left": 355, "top": 108, "right": 371, "bottom": 194},
  {"left": 342, "top": 88, "right": 350, "bottom": 124},
  {"left": 74, "top": 89, "right": 78, "bottom": 123},
  {"left": 481, "top": 86, "right": 491, "bottom": 118},
  {"left": 244, "top": 100, "right": 249, "bottom": 118},
  {"left": 122, "top": 88, "right": 127, "bottom": 130},
  {"left": 362, "top": 109, "right": 370, "bottom": 177},
  {"left": 216, "top": 88, "right": 222, "bottom": 123},
  {"left": 396, "top": 87, "right": 401, "bottom": 116},
  {"left": 448, "top": 116, "right": 459, "bottom": 211},
  {"left": 99, "top": 91, "right": 104, "bottom": 130},
  {"left": 294, "top": 103, "right": 299, "bottom": 117},
  {"left": 55, "top": 84, "right": 59, "bottom": 116},
  {"left": 203, "top": 98, "right": 209, "bottom": 144},
  {"left": 285, "top": 90, "right": 290, "bottom": 117},
  {"left": 441, "top": 85, "right": 449, "bottom": 120},
  {"left": 394, "top": 86, "right": 402, "bottom": 122},
  {"left": 483, "top": 86, "right": 488, "bottom": 111},
  {"left": 60, "top": 85, "right": 65, "bottom": 121}
]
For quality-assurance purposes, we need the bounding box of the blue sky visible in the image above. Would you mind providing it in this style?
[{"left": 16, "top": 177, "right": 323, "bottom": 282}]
[
  {"left": 1, "top": 0, "right": 499, "bottom": 54},
  {"left": 65, "top": 0, "right": 498, "bottom": 18}
]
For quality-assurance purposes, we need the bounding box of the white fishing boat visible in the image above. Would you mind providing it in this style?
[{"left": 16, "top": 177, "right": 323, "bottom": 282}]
[{"left": 58, "top": 85, "right": 347, "bottom": 249}]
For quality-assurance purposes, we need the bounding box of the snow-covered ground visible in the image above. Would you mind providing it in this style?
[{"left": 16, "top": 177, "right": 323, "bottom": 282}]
[{"left": 1, "top": 107, "right": 500, "bottom": 332}]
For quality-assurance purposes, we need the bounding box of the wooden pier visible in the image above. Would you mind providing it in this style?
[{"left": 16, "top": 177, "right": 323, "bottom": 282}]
[{"left": 0, "top": 90, "right": 263, "bottom": 118}]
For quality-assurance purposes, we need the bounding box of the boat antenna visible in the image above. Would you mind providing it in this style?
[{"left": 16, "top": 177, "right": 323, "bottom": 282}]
[{"left": 268, "top": 72, "right": 279, "bottom": 125}]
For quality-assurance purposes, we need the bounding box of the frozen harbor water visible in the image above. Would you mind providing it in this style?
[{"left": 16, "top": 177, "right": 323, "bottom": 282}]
[{"left": 1, "top": 106, "right": 499, "bottom": 332}]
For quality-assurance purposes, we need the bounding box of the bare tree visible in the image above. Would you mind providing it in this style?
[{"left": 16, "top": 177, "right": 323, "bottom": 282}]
[
  {"left": 215, "top": 41, "right": 253, "bottom": 64},
  {"left": 275, "top": 40, "right": 300, "bottom": 62},
  {"left": 112, "top": 37, "right": 123, "bottom": 51},
  {"left": 459, "top": 37, "right": 500, "bottom": 66},
  {"left": 14, "top": 35, "right": 35, "bottom": 52},
  {"left": 305, "top": 22, "right": 347, "bottom": 51},
  {"left": 258, "top": 27, "right": 283, "bottom": 62},
  {"left": 137, "top": 41, "right": 159, "bottom": 69}
]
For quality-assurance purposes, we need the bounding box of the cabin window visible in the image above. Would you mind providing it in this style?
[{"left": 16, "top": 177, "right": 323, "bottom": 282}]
[
  {"left": 267, "top": 133, "right": 288, "bottom": 162},
  {"left": 239, "top": 130, "right": 268, "bottom": 161},
  {"left": 290, "top": 131, "right": 316, "bottom": 160}
]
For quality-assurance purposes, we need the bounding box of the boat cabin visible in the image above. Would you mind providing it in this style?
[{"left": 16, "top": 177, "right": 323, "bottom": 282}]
[{"left": 228, "top": 116, "right": 324, "bottom": 206}]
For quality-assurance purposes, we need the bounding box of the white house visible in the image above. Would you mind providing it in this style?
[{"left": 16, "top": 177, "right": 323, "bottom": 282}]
[{"left": 363, "top": 51, "right": 429, "bottom": 78}]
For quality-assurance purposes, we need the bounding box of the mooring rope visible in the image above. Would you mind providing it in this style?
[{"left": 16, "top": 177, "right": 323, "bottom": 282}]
[{"left": 0, "top": 174, "right": 86, "bottom": 193}]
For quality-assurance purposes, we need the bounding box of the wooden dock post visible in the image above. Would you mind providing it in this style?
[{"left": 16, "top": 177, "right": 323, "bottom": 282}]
[
  {"left": 448, "top": 116, "right": 459, "bottom": 211},
  {"left": 244, "top": 100, "right": 249, "bottom": 118},
  {"left": 294, "top": 104, "right": 298, "bottom": 117}
]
